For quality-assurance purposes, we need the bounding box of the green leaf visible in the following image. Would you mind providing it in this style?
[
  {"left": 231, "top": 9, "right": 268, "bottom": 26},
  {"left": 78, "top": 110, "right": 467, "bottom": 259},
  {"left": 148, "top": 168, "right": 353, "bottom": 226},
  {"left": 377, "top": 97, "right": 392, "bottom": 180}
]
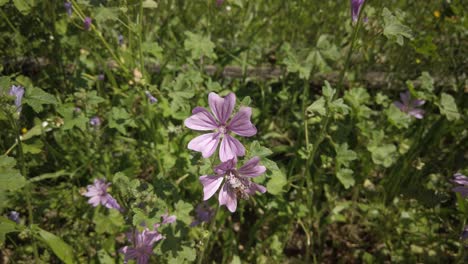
[
  {"left": 97, "top": 249, "right": 114, "bottom": 264},
  {"left": 0, "top": 0, "right": 9, "bottom": 7},
  {"left": 13, "top": 0, "right": 33, "bottom": 15},
  {"left": 56, "top": 104, "right": 88, "bottom": 131},
  {"left": 22, "top": 140, "right": 43, "bottom": 154},
  {"left": 336, "top": 168, "right": 355, "bottom": 189},
  {"left": 142, "top": 0, "right": 158, "bottom": 8},
  {"left": 93, "top": 210, "right": 124, "bottom": 234},
  {"left": 335, "top": 143, "right": 357, "bottom": 168},
  {"left": 37, "top": 228, "right": 74, "bottom": 264},
  {"left": 23, "top": 87, "right": 57, "bottom": 113},
  {"left": 174, "top": 200, "right": 193, "bottom": 225},
  {"left": 386, "top": 104, "right": 411, "bottom": 129},
  {"left": 29, "top": 170, "right": 69, "bottom": 183},
  {"left": 382, "top": 8, "right": 413, "bottom": 46},
  {"left": 94, "top": 7, "right": 120, "bottom": 23},
  {"left": 108, "top": 107, "right": 137, "bottom": 134},
  {"left": 167, "top": 245, "right": 197, "bottom": 264},
  {"left": 0, "top": 216, "right": 17, "bottom": 242},
  {"left": 418, "top": 72, "right": 434, "bottom": 92},
  {"left": 439, "top": 93, "right": 460, "bottom": 121},
  {"left": 184, "top": 32, "right": 217, "bottom": 60},
  {"left": 330, "top": 98, "right": 350, "bottom": 115},
  {"left": 266, "top": 165, "right": 287, "bottom": 195},
  {"left": 307, "top": 97, "right": 326, "bottom": 116},
  {"left": 0, "top": 156, "right": 27, "bottom": 192},
  {"left": 367, "top": 144, "right": 397, "bottom": 168},
  {"left": 142, "top": 42, "right": 163, "bottom": 60},
  {"left": 249, "top": 141, "right": 273, "bottom": 158},
  {"left": 322, "top": 81, "right": 335, "bottom": 100},
  {"left": 20, "top": 124, "right": 42, "bottom": 140}
]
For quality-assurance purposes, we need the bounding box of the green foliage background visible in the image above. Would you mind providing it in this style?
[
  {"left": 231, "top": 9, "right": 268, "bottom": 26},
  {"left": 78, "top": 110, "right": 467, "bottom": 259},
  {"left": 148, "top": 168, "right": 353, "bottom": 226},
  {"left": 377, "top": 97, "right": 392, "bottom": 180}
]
[{"left": 0, "top": 0, "right": 467, "bottom": 263}]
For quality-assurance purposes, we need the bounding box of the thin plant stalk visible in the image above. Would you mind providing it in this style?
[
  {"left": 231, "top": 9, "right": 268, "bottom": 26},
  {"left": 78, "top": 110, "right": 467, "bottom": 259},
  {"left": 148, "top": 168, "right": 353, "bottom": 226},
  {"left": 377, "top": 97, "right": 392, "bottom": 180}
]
[{"left": 197, "top": 205, "right": 220, "bottom": 264}]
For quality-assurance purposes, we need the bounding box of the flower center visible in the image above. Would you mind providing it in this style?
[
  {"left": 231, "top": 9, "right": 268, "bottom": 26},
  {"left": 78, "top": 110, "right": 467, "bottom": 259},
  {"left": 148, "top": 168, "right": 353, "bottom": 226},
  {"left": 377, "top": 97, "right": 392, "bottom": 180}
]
[
  {"left": 218, "top": 125, "right": 227, "bottom": 134},
  {"left": 227, "top": 171, "right": 251, "bottom": 200}
]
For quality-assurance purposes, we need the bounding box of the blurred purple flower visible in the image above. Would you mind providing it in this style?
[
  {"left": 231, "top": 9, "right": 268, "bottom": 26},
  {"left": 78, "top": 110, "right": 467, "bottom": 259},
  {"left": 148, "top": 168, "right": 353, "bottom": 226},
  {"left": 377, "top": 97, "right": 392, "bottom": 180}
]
[
  {"left": 160, "top": 212, "right": 176, "bottom": 225},
  {"left": 98, "top": 74, "right": 105, "bottom": 81},
  {"left": 191, "top": 202, "right": 215, "bottom": 226},
  {"left": 83, "top": 17, "right": 92, "bottom": 30},
  {"left": 199, "top": 157, "right": 266, "bottom": 213},
  {"left": 118, "top": 34, "right": 124, "bottom": 46},
  {"left": 216, "top": 0, "right": 224, "bottom": 7},
  {"left": 82, "top": 179, "right": 121, "bottom": 211},
  {"left": 393, "top": 91, "right": 425, "bottom": 119},
  {"left": 461, "top": 225, "right": 468, "bottom": 240},
  {"left": 144, "top": 91, "right": 158, "bottom": 104},
  {"left": 9, "top": 85, "right": 24, "bottom": 113},
  {"left": 64, "top": 1, "right": 72, "bottom": 16},
  {"left": 8, "top": 211, "right": 20, "bottom": 224},
  {"left": 184, "top": 92, "right": 257, "bottom": 162},
  {"left": 121, "top": 228, "right": 163, "bottom": 264},
  {"left": 351, "top": 0, "right": 365, "bottom": 22},
  {"left": 89, "top": 116, "right": 101, "bottom": 127},
  {"left": 120, "top": 215, "right": 175, "bottom": 264},
  {"left": 452, "top": 173, "right": 468, "bottom": 197}
]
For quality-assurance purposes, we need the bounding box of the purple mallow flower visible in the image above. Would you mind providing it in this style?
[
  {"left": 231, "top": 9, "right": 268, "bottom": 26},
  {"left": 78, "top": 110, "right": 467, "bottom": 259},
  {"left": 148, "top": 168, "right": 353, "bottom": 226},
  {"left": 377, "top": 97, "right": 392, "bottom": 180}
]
[
  {"left": 461, "top": 225, "right": 468, "bottom": 240},
  {"left": 83, "top": 17, "right": 92, "bottom": 30},
  {"left": 118, "top": 34, "right": 124, "bottom": 46},
  {"left": 199, "top": 157, "right": 266, "bottom": 213},
  {"left": 121, "top": 228, "right": 163, "bottom": 264},
  {"left": 145, "top": 91, "right": 157, "bottom": 104},
  {"left": 184, "top": 92, "right": 257, "bottom": 162},
  {"left": 9, "top": 85, "right": 24, "bottom": 113},
  {"left": 64, "top": 1, "right": 72, "bottom": 16},
  {"left": 120, "top": 214, "right": 175, "bottom": 264},
  {"left": 452, "top": 173, "right": 468, "bottom": 197},
  {"left": 351, "top": 0, "right": 365, "bottom": 22},
  {"left": 191, "top": 202, "right": 215, "bottom": 226},
  {"left": 393, "top": 91, "right": 425, "bottom": 119},
  {"left": 89, "top": 116, "right": 101, "bottom": 127},
  {"left": 8, "top": 211, "right": 20, "bottom": 224},
  {"left": 82, "top": 179, "right": 121, "bottom": 211}
]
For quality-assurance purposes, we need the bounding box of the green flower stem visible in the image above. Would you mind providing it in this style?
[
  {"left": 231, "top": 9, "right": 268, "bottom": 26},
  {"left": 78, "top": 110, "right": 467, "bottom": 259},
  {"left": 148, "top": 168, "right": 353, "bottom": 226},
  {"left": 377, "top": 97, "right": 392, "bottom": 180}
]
[
  {"left": 70, "top": 0, "right": 129, "bottom": 74},
  {"left": 301, "top": 2, "right": 367, "bottom": 260},
  {"left": 9, "top": 116, "right": 39, "bottom": 263},
  {"left": 308, "top": 2, "right": 366, "bottom": 172},
  {"left": 138, "top": 0, "right": 145, "bottom": 76},
  {"left": 197, "top": 205, "right": 220, "bottom": 264}
]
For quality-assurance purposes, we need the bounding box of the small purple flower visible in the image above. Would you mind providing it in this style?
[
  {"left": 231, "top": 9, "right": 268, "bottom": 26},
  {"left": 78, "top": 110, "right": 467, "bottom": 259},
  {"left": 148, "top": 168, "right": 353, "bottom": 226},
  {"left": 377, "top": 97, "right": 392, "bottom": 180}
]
[
  {"left": 8, "top": 211, "right": 20, "bottom": 224},
  {"left": 393, "top": 91, "right": 425, "bottom": 119},
  {"left": 82, "top": 179, "right": 121, "bottom": 211},
  {"left": 98, "top": 74, "right": 105, "bottom": 81},
  {"left": 89, "top": 116, "right": 101, "bottom": 127},
  {"left": 351, "top": 0, "right": 365, "bottom": 22},
  {"left": 83, "top": 17, "right": 92, "bottom": 31},
  {"left": 160, "top": 212, "right": 176, "bottom": 225},
  {"left": 190, "top": 202, "right": 215, "bottom": 226},
  {"left": 452, "top": 173, "right": 468, "bottom": 197},
  {"left": 199, "top": 157, "right": 266, "bottom": 213},
  {"left": 64, "top": 1, "right": 72, "bottom": 16},
  {"left": 216, "top": 0, "right": 224, "bottom": 7},
  {"left": 144, "top": 91, "right": 158, "bottom": 104},
  {"left": 9, "top": 85, "right": 24, "bottom": 113},
  {"left": 120, "top": 216, "right": 175, "bottom": 264},
  {"left": 120, "top": 228, "right": 163, "bottom": 264},
  {"left": 461, "top": 225, "right": 468, "bottom": 240},
  {"left": 184, "top": 92, "right": 257, "bottom": 162},
  {"left": 118, "top": 34, "right": 124, "bottom": 46}
]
